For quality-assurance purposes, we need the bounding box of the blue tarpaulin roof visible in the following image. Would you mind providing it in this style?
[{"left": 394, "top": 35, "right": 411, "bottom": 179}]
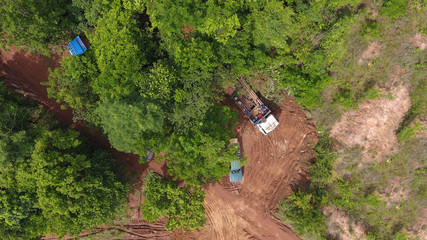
[{"left": 67, "top": 36, "right": 87, "bottom": 56}]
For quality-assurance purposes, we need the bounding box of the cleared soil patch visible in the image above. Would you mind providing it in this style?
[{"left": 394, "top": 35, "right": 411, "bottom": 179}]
[
  {"left": 1, "top": 47, "right": 318, "bottom": 240},
  {"left": 331, "top": 80, "right": 411, "bottom": 163},
  {"left": 358, "top": 41, "right": 383, "bottom": 66},
  {"left": 174, "top": 97, "right": 318, "bottom": 240},
  {"left": 410, "top": 33, "right": 427, "bottom": 50}
]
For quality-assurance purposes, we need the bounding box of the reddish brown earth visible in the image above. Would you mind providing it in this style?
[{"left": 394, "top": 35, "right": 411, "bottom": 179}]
[
  {"left": 171, "top": 99, "right": 318, "bottom": 240},
  {"left": 1, "top": 47, "right": 318, "bottom": 240}
]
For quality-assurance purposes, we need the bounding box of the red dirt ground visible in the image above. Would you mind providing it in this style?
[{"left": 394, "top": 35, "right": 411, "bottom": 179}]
[
  {"left": 172, "top": 98, "right": 318, "bottom": 240},
  {"left": 1, "top": 47, "right": 318, "bottom": 240}
]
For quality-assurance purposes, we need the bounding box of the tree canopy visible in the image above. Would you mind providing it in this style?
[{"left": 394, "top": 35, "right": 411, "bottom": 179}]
[
  {"left": 10, "top": 0, "right": 425, "bottom": 238},
  {"left": 96, "top": 97, "right": 166, "bottom": 155},
  {"left": 0, "top": 83, "right": 127, "bottom": 239},
  {"left": 141, "top": 172, "right": 206, "bottom": 232}
]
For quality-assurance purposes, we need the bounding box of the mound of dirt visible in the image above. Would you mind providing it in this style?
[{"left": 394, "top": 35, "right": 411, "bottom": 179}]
[
  {"left": 174, "top": 96, "right": 318, "bottom": 240},
  {"left": 322, "top": 206, "right": 367, "bottom": 240},
  {"left": 410, "top": 33, "right": 427, "bottom": 50},
  {"left": 358, "top": 41, "right": 384, "bottom": 66}
]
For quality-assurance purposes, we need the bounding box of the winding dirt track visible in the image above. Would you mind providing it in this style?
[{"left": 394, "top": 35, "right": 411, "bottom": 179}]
[{"left": 1, "top": 47, "right": 318, "bottom": 240}]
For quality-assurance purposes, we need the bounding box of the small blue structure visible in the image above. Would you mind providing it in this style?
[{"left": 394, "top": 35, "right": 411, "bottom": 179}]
[{"left": 67, "top": 36, "right": 87, "bottom": 56}]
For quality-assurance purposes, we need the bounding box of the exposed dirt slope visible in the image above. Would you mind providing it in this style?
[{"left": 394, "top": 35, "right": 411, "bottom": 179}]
[
  {"left": 1, "top": 47, "right": 318, "bottom": 240},
  {"left": 331, "top": 78, "right": 411, "bottom": 163}
]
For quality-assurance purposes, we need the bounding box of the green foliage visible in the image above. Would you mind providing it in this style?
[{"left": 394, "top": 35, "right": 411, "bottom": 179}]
[
  {"left": 0, "top": 83, "right": 127, "bottom": 239},
  {"left": 278, "top": 191, "right": 328, "bottom": 240},
  {"left": 408, "top": 54, "right": 427, "bottom": 118},
  {"left": 136, "top": 61, "right": 177, "bottom": 103},
  {"left": 45, "top": 52, "right": 100, "bottom": 122},
  {"left": 29, "top": 129, "right": 126, "bottom": 236},
  {"left": 0, "top": 0, "right": 83, "bottom": 55},
  {"left": 321, "top": 16, "right": 354, "bottom": 68},
  {"left": 198, "top": 0, "right": 241, "bottom": 44},
  {"left": 361, "top": 20, "right": 381, "bottom": 39},
  {"left": 398, "top": 122, "right": 426, "bottom": 142},
  {"left": 171, "top": 71, "right": 217, "bottom": 131},
  {"left": 90, "top": 2, "right": 159, "bottom": 102},
  {"left": 277, "top": 54, "right": 331, "bottom": 109},
  {"left": 328, "top": 0, "right": 362, "bottom": 9},
  {"left": 0, "top": 129, "right": 127, "bottom": 239},
  {"left": 0, "top": 84, "right": 38, "bottom": 133},
  {"left": 381, "top": 0, "right": 408, "bottom": 19},
  {"left": 166, "top": 106, "right": 238, "bottom": 186},
  {"left": 172, "top": 38, "right": 219, "bottom": 75},
  {"left": 309, "top": 133, "right": 337, "bottom": 186},
  {"left": 142, "top": 172, "right": 206, "bottom": 232},
  {"left": 252, "top": 0, "right": 295, "bottom": 53},
  {"left": 72, "top": 0, "right": 114, "bottom": 25},
  {"left": 4, "top": 0, "right": 426, "bottom": 239},
  {"left": 96, "top": 97, "right": 166, "bottom": 156}
]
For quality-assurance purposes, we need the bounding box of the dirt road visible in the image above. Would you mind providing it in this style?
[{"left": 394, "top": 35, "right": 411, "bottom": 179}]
[{"left": 1, "top": 47, "right": 318, "bottom": 240}]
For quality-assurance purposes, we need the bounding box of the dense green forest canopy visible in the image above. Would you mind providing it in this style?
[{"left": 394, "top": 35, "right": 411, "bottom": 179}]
[
  {"left": 1, "top": 0, "right": 426, "bottom": 238},
  {"left": 141, "top": 172, "right": 206, "bottom": 232},
  {"left": 0, "top": 83, "right": 127, "bottom": 239}
]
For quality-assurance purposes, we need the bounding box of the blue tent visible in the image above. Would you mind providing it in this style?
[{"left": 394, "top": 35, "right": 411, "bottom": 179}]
[{"left": 67, "top": 36, "right": 87, "bottom": 56}]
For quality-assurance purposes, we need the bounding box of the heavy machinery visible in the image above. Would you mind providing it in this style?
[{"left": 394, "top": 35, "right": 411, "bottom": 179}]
[{"left": 229, "top": 77, "right": 279, "bottom": 135}]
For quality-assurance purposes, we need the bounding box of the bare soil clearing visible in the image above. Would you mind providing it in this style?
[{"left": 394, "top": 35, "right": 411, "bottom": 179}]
[
  {"left": 331, "top": 78, "right": 411, "bottom": 163},
  {"left": 410, "top": 33, "right": 427, "bottom": 50},
  {"left": 358, "top": 41, "right": 383, "bottom": 66},
  {"left": 1, "top": 47, "right": 318, "bottom": 240},
  {"left": 322, "top": 206, "right": 367, "bottom": 240},
  {"left": 174, "top": 97, "right": 318, "bottom": 240}
]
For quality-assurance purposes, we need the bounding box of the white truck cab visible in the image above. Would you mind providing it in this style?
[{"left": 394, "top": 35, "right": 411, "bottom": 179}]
[{"left": 256, "top": 114, "right": 279, "bottom": 136}]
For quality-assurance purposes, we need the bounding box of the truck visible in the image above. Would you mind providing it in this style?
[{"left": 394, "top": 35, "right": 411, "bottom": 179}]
[
  {"left": 229, "top": 77, "right": 279, "bottom": 135},
  {"left": 67, "top": 36, "right": 87, "bottom": 56}
]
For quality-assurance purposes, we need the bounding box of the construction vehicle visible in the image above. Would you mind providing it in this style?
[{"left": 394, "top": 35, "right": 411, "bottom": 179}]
[
  {"left": 67, "top": 36, "right": 87, "bottom": 56},
  {"left": 229, "top": 77, "right": 279, "bottom": 135}
]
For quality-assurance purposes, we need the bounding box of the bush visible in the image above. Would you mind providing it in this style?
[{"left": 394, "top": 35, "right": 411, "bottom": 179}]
[
  {"left": 381, "top": 0, "right": 408, "bottom": 19},
  {"left": 278, "top": 191, "right": 328, "bottom": 240},
  {"left": 141, "top": 172, "right": 206, "bottom": 232},
  {"left": 96, "top": 97, "right": 166, "bottom": 156}
]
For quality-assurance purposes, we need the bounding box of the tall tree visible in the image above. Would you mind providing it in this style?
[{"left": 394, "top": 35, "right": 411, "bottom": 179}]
[
  {"left": 45, "top": 52, "right": 100, "bottom": 122},
  {"left": 96, "top": 97, "right": 166, "bottom": 156},
  {"left": 0, "top": 0, "right": 83, "bottom": 55},
  {"left": 166, "top": 106, "right": 238, "bottom": 186},
  {"left": 252, "top": 0, "right": 296, "bottom": 54},
  {"left": 90, "top": 1, "right": 161, "bottom": 102},
  {"left": 142, "top": 172, "right": 206, "bottom": 232}
]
